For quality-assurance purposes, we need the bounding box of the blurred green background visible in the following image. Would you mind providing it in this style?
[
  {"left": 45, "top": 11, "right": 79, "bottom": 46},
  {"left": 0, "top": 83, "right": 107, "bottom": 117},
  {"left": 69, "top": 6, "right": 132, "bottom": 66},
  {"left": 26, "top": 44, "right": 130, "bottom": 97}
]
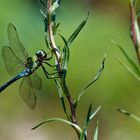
[{"left": 0, "top": 0, "right": 140, "bottom": 140}]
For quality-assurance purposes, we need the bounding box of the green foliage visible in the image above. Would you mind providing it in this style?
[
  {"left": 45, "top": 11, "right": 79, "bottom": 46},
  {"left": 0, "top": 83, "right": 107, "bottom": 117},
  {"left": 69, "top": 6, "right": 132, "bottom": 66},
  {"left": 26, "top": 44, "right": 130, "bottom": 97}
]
[
  {"left": 74, "top": 55, "right": 106, "bottom": 108},
  {"left": 35, "top": 1, "right": 103, "bottom": 138},
  {"left": 31, "top": 117, "right": 82, "bottom": 133},
  {"left": 116, "top": 108, "right": 140, "bottom": 123},
  {"left": 0, "top": 0, "right": 105, "bottom": 139},
  {"left": 115, "top": 57, "right": 140, "bottom": 81},
  {"left": 59, "top": 34, "right": 70, "bottom": 79},
  {"left": 67, "top": 12, "right": 89, "bottom": 48},
  {"left": 54, "top": 79, "right": 70, "bottom": 120},
  {"left": 115, "top": 0, "right": 140, "bottom": 130},
  {"left": 80, "top": 105, "right": 101, "bottom": 140},
  {"left": 112, "top": 40, "right": 140, "bottom": 81},
  {"left": 93, "top": 121, "right": 99, "bottom": 140},
  {"left": 112, "top": 40, "right": 140, "bottom": 75}
]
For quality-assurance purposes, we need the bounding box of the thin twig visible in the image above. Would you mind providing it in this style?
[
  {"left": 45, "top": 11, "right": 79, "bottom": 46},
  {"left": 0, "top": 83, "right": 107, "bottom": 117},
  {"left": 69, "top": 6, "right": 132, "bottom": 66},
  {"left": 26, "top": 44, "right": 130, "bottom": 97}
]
[{"left": 47, "top": 0, "right": 61, "bottom": 65}]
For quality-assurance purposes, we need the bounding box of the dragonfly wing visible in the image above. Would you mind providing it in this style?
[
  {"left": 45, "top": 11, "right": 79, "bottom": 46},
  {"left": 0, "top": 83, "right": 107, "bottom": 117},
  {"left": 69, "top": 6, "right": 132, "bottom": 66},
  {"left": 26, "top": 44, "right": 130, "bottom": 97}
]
[
  {"left": 8, "top": 23, "right": 29, "bottom": 61},
  {"left": 19, "top": 41, "right": 29, "bottom": 58},
  {"left": 2, "top": 46, "right": 25, "bottom": 76},
  {"left": 30, "top": 72, "right": 42, "bottom": 90},
  {"left": 19, "top": 77, "right": 37, "bottom": 109}
]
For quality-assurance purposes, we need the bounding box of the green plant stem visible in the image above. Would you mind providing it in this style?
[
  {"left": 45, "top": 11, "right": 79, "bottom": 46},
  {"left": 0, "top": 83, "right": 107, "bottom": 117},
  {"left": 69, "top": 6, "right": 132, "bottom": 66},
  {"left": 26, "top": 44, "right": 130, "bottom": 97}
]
[
  {"left": 47, "top": 0, "right": 82, "bottom": 139},
  {"left": 47, "top": 0, "right": 61, "bottom": 65},
  {"left": 60, "top": 71, "right": 82, "bottom": 138},
  {"left": 61, "top": 79, "right": 81, "bottom": 138},
  {"left": 129, "top": 0, "right": 140, "bottom": 64}
]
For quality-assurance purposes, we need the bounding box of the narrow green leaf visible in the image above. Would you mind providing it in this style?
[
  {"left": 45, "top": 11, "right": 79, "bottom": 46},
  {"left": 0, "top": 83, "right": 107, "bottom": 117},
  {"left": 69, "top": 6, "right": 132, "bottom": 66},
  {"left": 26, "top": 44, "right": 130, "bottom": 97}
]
[
  {"left": 31, "top": 118, "right": 82, "bottom": 133},
  {"left": 59, "top": 34, "right": 68, "bottom": 47},
  {"left": 54, "top": 79, "right": 63, "bottom": 98},
  {"left": 63, "top": 46, "right": 70, "bottom": 77},
  {"left": 55, "top": 22, "right": 60, "bottom": 30},
  {"left": 44, "top": 35, "right": 51, "bottom": 49},
  {"left": 50, "top": 0, "right": 60, "bottom": 14},
  {"left": 115, "top": 57, "right": 140, "bottom": 81},
  {"left": 112, "top": 40, "right": 140, "bottom": 76},
  {"left": 116, "top": 107, "right": 140, "bottom": 123},
  {"left": 54, "top": 79, "right": 70, "bottom": 120},
  {"left": 90, "top": 106, "right": 101, "bottom": 121},
  {"left": 77, "top": 55, "right": 106, "bottom": 104},
  {"left": 39, "top": 0, "right": 47, "bottom": 11},
  {"left": 86, "top": 104, "right": 92, "bottom": 124},
  {"left": 93, "top": 121, "right": 99, "bottom": 140},
  {"left": 67, "top": 12, "right": 89, "bottom": 48},
  {"left": 80, "top": 104, "right": 92, "bottom": 140},
  {"left": 80, "top": 106, "right": 101, "bottom": 140},
  {"left": 59, "top": 35, "right": 70, "bottom": 79},
  {"left": 116, "top": 108, "right": 131, "bottom": 116},
  {"left": 80, "top": 131, "right": 87, "bottom": 140}
]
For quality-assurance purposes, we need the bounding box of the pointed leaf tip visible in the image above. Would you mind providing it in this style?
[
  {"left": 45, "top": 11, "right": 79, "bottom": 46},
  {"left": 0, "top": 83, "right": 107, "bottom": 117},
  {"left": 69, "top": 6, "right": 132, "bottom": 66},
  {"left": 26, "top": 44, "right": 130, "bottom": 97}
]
[
  {"left": 90, "top": 106, "right": 101, "bottom": 121},
  {"left": 112, "top": 40, "right": 140, "bottom": 77},
  {"left": 31, "top": 118, "right": 82, "bottom": 133},
  {"left": 67, "top": 12, "right": 89, "bottom": 48},
  {"left": 116, "top": 107, "right": 140, "bottom": 123},
  {"left": 93, "top": 121, "right": 99, "bottom": 140},
  {"left": 116, "top": 107, "right": 130, "bottom": 116}
]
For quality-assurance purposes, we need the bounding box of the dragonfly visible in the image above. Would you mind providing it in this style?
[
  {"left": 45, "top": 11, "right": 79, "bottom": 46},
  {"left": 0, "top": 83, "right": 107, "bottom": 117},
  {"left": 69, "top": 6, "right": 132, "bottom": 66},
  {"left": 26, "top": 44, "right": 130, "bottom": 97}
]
[{"left": 0, "top": 23, "right": 58, "bottom": 109}]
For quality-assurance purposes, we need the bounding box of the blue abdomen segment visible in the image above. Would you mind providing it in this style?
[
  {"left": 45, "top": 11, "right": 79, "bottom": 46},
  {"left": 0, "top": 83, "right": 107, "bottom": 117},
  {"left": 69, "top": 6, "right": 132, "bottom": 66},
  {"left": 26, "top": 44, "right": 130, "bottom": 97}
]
[
  {"left": 0, "top": 75, "right": 22, "bottom": 92},
  {"left": 0, "top": 70, "right": 30, "bottom": 92}
]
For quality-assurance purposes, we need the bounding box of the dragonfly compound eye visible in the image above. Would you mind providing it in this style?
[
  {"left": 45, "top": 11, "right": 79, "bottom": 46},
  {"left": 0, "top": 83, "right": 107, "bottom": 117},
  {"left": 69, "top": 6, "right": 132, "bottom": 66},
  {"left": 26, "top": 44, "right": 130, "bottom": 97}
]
[{"left": 36, "top": 50, "right": 47, "bottom": 59}]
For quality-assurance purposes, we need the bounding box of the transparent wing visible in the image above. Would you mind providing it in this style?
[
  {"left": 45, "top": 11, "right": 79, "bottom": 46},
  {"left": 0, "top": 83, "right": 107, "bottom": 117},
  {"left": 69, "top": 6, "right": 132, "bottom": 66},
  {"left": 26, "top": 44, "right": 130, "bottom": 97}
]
[
  {"left": 30, "top": 72, "right": 42, "bottom": 90},
  {"left": 8, "top": 23, "right": 29, "bottom": 61},
  {"left": 19, "top": 77, "right": 37, "bottom": 109},
  {"left": 2, "top": 46, "right": 25, "bottom": 76}
]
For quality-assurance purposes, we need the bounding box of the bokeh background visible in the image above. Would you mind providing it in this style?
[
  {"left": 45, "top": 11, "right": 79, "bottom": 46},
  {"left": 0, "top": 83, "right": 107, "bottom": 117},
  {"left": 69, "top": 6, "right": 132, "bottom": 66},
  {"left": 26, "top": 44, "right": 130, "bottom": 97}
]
[{"left": 0, "top": 0, "right": 140, "bottom": 140}]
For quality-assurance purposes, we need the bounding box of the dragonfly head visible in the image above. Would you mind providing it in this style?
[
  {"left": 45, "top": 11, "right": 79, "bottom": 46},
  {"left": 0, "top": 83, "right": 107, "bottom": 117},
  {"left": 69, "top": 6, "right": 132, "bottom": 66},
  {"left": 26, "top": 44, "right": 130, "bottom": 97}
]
[{"left": 36, "top": 50, "right": 47, "bottom": 60}]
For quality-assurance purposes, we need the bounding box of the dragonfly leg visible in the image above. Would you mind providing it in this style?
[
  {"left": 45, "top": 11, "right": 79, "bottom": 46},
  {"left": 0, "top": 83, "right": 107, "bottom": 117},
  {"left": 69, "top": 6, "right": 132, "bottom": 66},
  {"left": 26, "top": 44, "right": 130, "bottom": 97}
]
[
  {"left": 45, "top": 56, "right": 53, "bottom": 61},
  {"left": 42, "top": 65, "right": 59, "bottom": 79},
  {"left": 44, "top": 61, "right": 56, "bottom": 67},
  {"left": 46, "top": 48, "right": 59, "bottom": 60}
]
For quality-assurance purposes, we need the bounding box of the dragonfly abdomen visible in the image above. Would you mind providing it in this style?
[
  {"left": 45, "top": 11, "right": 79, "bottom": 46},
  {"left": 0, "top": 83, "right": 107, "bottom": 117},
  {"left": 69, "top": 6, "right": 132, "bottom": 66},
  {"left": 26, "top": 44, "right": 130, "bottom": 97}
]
[{"left": 0, "top": 74, "right": 22, "bottom": 92}]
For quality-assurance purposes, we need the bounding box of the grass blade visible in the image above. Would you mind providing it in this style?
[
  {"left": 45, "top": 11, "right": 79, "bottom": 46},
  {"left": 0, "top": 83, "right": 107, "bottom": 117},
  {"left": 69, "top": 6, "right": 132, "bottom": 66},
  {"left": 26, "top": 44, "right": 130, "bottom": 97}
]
[
  {"left": 76, "top": 55, "right": 106, "bottom": 104},
  {"left": 54, "top": 79, "right": 69, "bottom": 120},
  {"left": 31, "top": 118, "right": 82, "bottom": 133},
  {"left": 93, "top": 121, "right": 99, "bottom": 140},
  {"left": 80, "top": 104, "right": 92, "bottom": 140},
  {"left": 116, "top": 108, "right": 140, "bottom": 123},
  {"left": 115, "top": 57, "right": 140, "bottom": 81},
  {"left": 62, "top": 44, "right": 70, "bottom": 79},
  {"left": 67, "top": 12, "right": 89, "bottom": 48},
  {"left": 90, "top": 106, "right": 101, "bottom": 121},
  {"left": 112, "top": 40, "right": 140, "bottom": 76},
  {"left": 80, "top": 106, "right": 101, "bottom": 140},
  {"left": 86, "top": 104, "right": 92, "bottom": 124},
  {"left": 59, "top": 34, "right": 68, "bottom": 47}
]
